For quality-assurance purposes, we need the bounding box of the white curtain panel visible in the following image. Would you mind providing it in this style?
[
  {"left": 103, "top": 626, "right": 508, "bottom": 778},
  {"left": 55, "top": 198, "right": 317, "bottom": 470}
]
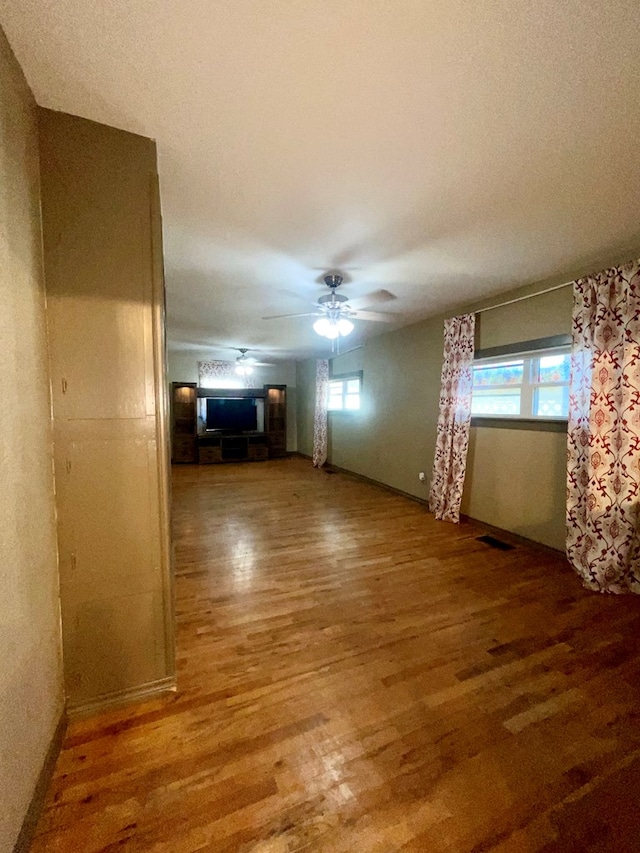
[
  {"left": 312, "top": 359, "right": 329, "bottom": 468},
  {"left": 567, "top": 260, "right": 640, "bottom": 594},
  {"left": 429, "top": 314, "right": 475, "bottom": 523}
]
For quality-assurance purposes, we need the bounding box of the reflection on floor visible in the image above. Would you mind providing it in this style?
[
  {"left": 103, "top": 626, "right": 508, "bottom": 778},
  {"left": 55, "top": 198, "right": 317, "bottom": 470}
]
[{"left": 31, "top": 458, "right": 640, "bottom": 852}]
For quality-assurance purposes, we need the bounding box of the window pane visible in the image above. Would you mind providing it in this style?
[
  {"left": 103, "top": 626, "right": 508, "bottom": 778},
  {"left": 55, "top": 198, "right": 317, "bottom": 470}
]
[
  {"left": 344, "top": 394, "right": 360, "bottom": 410},
  {"left": 536, "top": 353, "right": 570, "bottom": 383},
  {"left": 346, "top": 379, "right": 360, "bottom": 393},
  {"left": 471, "top": 388, "right": 521, "bottom": 415},
  {"left": 328, "top": 395, "right": 343, "bottom": 410},
  {"left": 472, "top": 343, "right": 571, "bottom": 419},
  {"left": 534, "top": 386, "right": 569, "bottom": 417},
  {"left": 329, "top": 380, "right": 344, "bottom": 394},
  {"left": 473, "top": 360, "right": 524, "bottom": 387}
]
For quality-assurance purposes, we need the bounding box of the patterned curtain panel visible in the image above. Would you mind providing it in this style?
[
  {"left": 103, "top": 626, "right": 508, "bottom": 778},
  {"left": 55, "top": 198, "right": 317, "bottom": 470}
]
[
  {"left": 312, "top": 359, "right": 329, "bottom": 468},
  {"left": 198, "top": 360, "right": 250, "bottom": 389},
  {"left": 567, "top": 260, "right": 640, "bottom": 594},
  {"left": 429, "top": 314, "right": 475, "bottom": 523}
]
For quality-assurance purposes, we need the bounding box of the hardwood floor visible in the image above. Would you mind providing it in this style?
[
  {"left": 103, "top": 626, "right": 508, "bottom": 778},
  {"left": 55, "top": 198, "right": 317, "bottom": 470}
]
[{"left": 31, "top": 458, "right": 640, "bottom": 852}]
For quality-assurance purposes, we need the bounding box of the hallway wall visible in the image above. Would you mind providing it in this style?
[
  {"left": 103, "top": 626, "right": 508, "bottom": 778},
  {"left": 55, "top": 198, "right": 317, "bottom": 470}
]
[{"left": 0, "top": 28, "right": 64, "bottom": 852}]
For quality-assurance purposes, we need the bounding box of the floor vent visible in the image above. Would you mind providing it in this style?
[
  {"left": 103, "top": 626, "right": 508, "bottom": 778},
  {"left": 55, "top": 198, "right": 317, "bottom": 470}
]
[{"left": 476, "top": 535, "right": 515, "bottom": 551}]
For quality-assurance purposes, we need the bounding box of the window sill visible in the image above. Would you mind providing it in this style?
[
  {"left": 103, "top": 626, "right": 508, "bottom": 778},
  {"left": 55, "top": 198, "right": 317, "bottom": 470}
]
[{"left": 470, "top": 417, "right": 567, "bottom": 433}]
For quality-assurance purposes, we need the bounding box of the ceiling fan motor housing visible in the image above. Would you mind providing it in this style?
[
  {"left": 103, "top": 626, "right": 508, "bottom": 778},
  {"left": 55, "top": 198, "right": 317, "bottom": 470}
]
[
  {"left": 318, "top": 292, "right": 348, "bottom": 306},
  {"left": 324, "top": 274, "right": 343, "bottom": 290}
]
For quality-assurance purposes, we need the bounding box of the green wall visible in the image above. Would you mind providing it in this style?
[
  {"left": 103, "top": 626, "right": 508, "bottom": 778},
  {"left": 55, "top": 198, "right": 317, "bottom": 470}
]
[
  {"left": 327, "top": 319, "right": 445, "bottom": 493},
  {"left": 296, "top": 357, "right": 317, "bottom": 457},
  {"left": 296, "top": 282, "right": 573, "bottom": 550}
]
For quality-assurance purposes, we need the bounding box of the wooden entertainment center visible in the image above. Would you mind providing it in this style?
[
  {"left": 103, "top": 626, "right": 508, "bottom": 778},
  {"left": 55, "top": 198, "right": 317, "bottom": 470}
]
[
  {"left": 170, "top": 383, "right": 286, "bottom": 464},
  {"left": 198, "top": 433, "right": 269, "bottom": 463}
]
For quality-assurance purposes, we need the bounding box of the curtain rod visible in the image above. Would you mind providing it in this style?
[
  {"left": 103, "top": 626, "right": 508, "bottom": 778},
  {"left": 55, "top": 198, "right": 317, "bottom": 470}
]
[{"left": 475, "top": 280, "right": 572, "bottom": 314}]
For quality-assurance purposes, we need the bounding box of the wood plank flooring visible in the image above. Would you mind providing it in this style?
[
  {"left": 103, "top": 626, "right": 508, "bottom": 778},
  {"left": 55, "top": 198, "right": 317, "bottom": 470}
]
[{"left": 31, "top": 458, "right": 640, "bottom": 852}]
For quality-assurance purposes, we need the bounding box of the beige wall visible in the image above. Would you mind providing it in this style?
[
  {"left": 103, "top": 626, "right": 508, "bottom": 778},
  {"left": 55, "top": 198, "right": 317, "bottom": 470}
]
[
  {"left": 473, "top": 284, "right": 572, "bottom": 349},
  {"left": 0, "top": 29, "right": 64, "bottom": 852},
  {"left": 169, "top": 349, "right": 298, "bottom": 451},
  {"left": 464, "top": 427, "right": 568, "bottom": 547},
  {"left": 461, "top": 285, "right": 572, "bottom": 549},
  {"left": 39, "top": 109, "right": 174, "bottom": 711},
  {"left": 296, "top": 284, "right": 573, "bottom": 550}
]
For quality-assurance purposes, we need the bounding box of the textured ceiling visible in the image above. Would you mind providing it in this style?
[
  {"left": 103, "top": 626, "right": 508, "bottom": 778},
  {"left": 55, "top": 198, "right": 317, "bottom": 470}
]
[{"left": 3, "top": 1, "right": 640, "bottom": 361}]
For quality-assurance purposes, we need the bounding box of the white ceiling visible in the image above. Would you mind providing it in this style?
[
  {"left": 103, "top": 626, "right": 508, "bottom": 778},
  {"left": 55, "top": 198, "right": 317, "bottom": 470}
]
[{"left": 3, "top": 1, "right": 640, "bottom": 361}]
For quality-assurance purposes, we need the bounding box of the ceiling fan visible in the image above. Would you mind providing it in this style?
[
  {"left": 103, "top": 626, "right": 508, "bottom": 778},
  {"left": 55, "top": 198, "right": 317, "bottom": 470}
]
[
  {"left": 232, "top": 347, "right": 272, "bottom": 365},
  {"left": 230, "top": 347, "right": 274, "bottom": 375},
  {"left": 262, "top": 274, "right": 397, "bottom": 339}
]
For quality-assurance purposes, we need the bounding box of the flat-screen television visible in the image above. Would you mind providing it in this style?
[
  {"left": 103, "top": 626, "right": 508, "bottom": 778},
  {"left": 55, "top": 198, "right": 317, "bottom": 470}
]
[{"left": 205, "top": 397, "right": 257, "bottom": 432}]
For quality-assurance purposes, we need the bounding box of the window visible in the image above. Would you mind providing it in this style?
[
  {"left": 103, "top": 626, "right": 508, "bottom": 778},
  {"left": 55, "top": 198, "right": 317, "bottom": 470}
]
[
  {"left": 472, "top": 345, "right": 570, "bottom": 419},
  {"left": 328, "top": 374, "right": 361, "bottom": 411}
]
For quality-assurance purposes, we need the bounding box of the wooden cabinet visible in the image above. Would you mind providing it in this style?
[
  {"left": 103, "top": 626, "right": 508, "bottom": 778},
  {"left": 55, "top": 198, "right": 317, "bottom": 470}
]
[
  {"left": 39, "top": 108, "right": 174, "bottom": 712},
  {"left": 171, "top": 384, "right": 287, "bottom": 462},
  {"left": 198, "top": 433, "right": 268, "bottom": 463},
  {"left": 171, "top": 382, "right": 197, "bottom": 462},
  {"left": 198, "top": 444, "right": 222, "bottom": 464},
  {"left": 248, "top": 438, "right": 270, "bottom": 462},
  {"left": 265, "top": 385, "right": 287, "bottom": 457}
]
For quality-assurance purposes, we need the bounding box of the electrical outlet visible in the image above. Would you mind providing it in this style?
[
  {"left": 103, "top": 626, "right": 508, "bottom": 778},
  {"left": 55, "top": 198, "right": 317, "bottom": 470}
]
[{"left": 418, "top": 472, "right": 426, "bottom": 482}]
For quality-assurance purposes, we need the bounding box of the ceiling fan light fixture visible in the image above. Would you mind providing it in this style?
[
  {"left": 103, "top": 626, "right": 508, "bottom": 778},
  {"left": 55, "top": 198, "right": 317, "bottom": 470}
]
[
  {"left": 235, "top": 347, "right": 255, "bottom": 375},
  {"left": 313, "top": 317, "right": 331, "bottom": 337},
  {"left": 324, "top": 324, "right": 340, "bottom": 339},
  {"left": 313, "top": 314, "right": 353, "bottom": 339}
]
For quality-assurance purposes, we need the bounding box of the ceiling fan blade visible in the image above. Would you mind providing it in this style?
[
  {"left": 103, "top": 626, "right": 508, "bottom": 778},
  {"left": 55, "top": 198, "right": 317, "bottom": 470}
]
[
  {"left": 262, "top": 311, "right": 320, "bottom": 320},
  {"left": 249, "top": 361, "right": 274, "bottom": 367},
  {"left": 348, "top": 289, "right": 397, "bottom": 310},
  {"left": 352, "top": 310, "right": 397, "bottom": 323}
]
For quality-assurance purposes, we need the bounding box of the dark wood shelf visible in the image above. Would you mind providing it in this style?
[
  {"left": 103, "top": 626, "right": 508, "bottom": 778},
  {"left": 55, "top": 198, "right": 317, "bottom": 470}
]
[
  {"left": 171, "top": 382, "right": 198, "bottom": 463},
  {"left": 264, "top": 385, "right": 287, "bottom": 458}
]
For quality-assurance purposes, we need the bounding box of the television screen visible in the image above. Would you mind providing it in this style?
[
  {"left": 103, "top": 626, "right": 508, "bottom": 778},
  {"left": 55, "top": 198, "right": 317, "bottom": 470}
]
[{"left": 205, "top": 397, "right": 257, "bottom": 432}]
